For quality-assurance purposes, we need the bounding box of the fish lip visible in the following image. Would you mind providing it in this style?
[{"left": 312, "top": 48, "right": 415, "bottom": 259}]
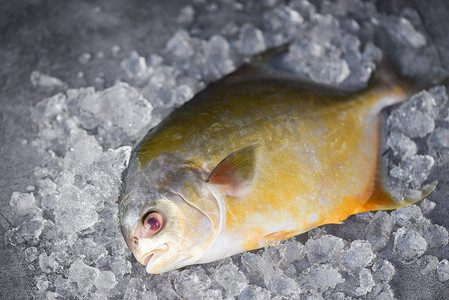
[
  {"left": 140, "top": 244, "right": 169, "bottom": 270},
  {"left": 143, "top": 253, "right": 153, "bottom": 265}
]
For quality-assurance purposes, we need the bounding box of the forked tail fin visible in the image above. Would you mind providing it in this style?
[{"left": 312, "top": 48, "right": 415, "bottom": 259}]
[{"left": 361, "top": 179, "right": 437, "bottom": 212}]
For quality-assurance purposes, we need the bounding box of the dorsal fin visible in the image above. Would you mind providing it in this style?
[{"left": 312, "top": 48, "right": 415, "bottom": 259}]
[{"left": 207, "top": 144, "right": 259, "bottom": 197}]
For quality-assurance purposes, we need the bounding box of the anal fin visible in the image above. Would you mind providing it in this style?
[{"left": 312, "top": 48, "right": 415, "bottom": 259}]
[{"left": 261, "top": 230, "right": 298, "bottom": 247}]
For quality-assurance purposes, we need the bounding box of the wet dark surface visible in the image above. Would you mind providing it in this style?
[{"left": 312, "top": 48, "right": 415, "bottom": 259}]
[{"left": 1, "top": 0, "right": 448, "bottom": 299}]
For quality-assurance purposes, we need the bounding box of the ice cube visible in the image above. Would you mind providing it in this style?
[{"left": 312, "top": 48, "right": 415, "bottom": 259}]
[
  {"left": 25, "top": 247, "right": 39, "bottom": 263},
  {"left": 177, "top": 5, "right": 195, "bottom": 24},
  {"left": 419, "top": 199, "right": 436, "bottom": 215},
  {"left": 35, "top": 275, "right": 51, "bottom": 292},
  {"left": 238, "top": 23, "right": 266, "bottom": 56},
  {"left": 205, "top": 35, "right": 235, "bottom": 80},
  {"left": 327, "top": 291, "right": 345, "bottom": 300},
  {"left": 427, "top": 127, "right": 449, "bottom": 149},
  {"left": 201, "top": 289, "right": 223, "bottom": 300},
  {"left": 308, "top": 56, "right": 350, "bottom": 86},
  {"left": 101, "top": 82, "right": 153, "bottom": 139},
  {"left": 63, "top": 133, "right": 103, "bottom": 174},
  {"left": 422, "top": 224, "right": 449, "bottom": 249},
  {"left": 372, "top": 259, "right": 395, "bottom": 282},
  {"left": 362, "top": 42, "right": 383, "bottom": 63},
  {"left": 409, "top": 90, "right": 440, "bottom": 119},
  {"left": 391, "top": 205, "right": 423, "bottom": 227},
  {"left": 172, "top": 84, "right": 194, "bottom": 106},
  {"left": 140, "top": 66, "right": 181, "bottom": 109},
  {"left": 388, "top": 110, "right": 434, "bottom": 139},
  {"left": 8, "top": 218, "right": 45, "bottom": 245},
  {"left": 39, "top": 252, "right": 60, "bottom": 273},
  {"left": 386, "top": 131, "right": 417, "bottom": 157},
  {"left": 123, "top": 277, "right": 148, "bottom": 300},
  {"left": 238, "top": 285, "right": 271, "bottom": 300},
  {"left": 111, "top": 44, "right": 121, "bottom": 56},
  {"left": 30, "top": 71, "right": 65, "bottom": 89},
  {"left": 281, "top": 240, "right": 305, "bottom": 268},
  {"left": 305, "top": 234, "right": 345, "bottom": 264},
  {"left": 378, "top": 13, "right": 448, "bottom": 82},
  {"left": 26, "top": 185, "right": 36, "bottom": 192},
  {"left": 67, "top": 82, "right": 153, "bottom": 146},
  {"left": 93, "top": 146, "right": 131, "bottom": 180},
  {"left": 32, "top": 93, "right": 67, "bottom": 124},
  {"left": 54, "top": 276, "right": 73, "bottom": 299},
  {"left": 364, "top": 212, "right": 394, "bottom": 252},
  {"left": 436, "top": 259, "right": 449, "bottom": 282},
  {"left": 386, "top": 16, "right": 426, "bottom": 48},
  {"left": 387, "top": 91, "right": 438, "bottom": 138},
  {"left": 78, "top": 52, "right": 92, "bottom": 64},
  {"left": 263, "top": 244, "right": 287, "bottom": 268},
  {"left": 320, "top": 0, "right": 376, "bottom": 20},
  {"left": 354, "top": 211, "right": 374, "bottom": 222},
  {"left": 68, "top": 260, "right": 100, "bottom": 296},
  {"left": 307, "top": 227, "right": 327, "bottom": 239},
  {"left": 36, "top": 275, "right": 51, "bottom": 292},
  {"left": 241, "top": 252, "right": 275, "bottom": 285},
  {"left": 289, "top": 0, "right": 316, "bottom": 20},
  {"left": 263, "top": 4, "right": 303, "bottom": 36},
  {"left": 108, "top": 256, "right": 132, "bottom": 277},
  {"left": 53, "top": 185, "right": 99, "bottom": 234},
  {"left": 95, "top": 271, "right": 117, "bottom": 292},
  {"left": 10, "top": 192, "right": 38, "bottom": 217},
  {"left": 72, "top": 238, "right": 108, "bottom": 264},
  {"left": 152, "top": 276, "right": 178, "bottom": 300},
  {"left": 35, "top": 180, "right": 61, "bottom": 213},
  {"left": 149, "top": 53, "right": 164, "bottom": 66},
  {"left": 174, "top": 267, "right": 211, "bottom": 298},
  {"left": 299, "top": 265, "right": 344, "bottom": 292},
  {"left": 418, "top": 255, "right": 439, "bottom": 275},
  {"left": 342, "top": 240, "right": 375, "bottom": 273},
  {"left": 265, "top": 271, "right": 301, "bottom": 297},
  {"left": 214, "top": 262, "right": 248, "bottom": 297},
  {"left": 393, "top": 228, "right": 427, "bottom": 264},
  {"left": 283, "top": 40, "right": 350, "bottom": 85},
  {"left": 120, "top": 51, "right": 148, "bottom": 79},
  {"left": 166, "top": 30, "right": 194, "bottom": 59},
  {"left": 358, "top": 268, "right": 374, "bottom": 294},
  {"left": 389, "top": 155, "right": 434, "bottom": 189},
  {"left": 428, "top": 86, "right": 448, "bottom": 117}
]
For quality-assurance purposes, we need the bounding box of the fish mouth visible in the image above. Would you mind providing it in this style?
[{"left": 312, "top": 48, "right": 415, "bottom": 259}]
[
  {"left": 139, "top": 244, "right": 169, "bottom": 270},
  {"left": 143, "top": 253, "right": 154, "bottom": 265}
]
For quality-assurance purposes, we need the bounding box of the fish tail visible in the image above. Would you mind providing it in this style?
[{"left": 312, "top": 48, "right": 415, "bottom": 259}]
[{"left": 361, "top": 179, "right": 437, "bottom": 212}]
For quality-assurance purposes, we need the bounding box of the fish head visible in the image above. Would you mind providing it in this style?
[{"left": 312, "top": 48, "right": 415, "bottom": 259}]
[{"left": 119, "top": 153, "right": 223, "bottom": 274}]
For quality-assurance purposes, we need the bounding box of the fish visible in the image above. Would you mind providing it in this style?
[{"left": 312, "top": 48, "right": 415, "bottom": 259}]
[{"left": 118, "top": 47, "right": 436, "bottom": 274}]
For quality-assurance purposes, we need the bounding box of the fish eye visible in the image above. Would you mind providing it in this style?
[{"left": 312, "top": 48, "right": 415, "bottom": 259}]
[{"left": 143, "top": 212, "right": 163, "bottom": 235}]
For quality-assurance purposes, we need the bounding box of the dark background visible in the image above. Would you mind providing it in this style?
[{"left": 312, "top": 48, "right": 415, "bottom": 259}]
[{"left": 1, "top": 0, "right": 448, "bottom": 298}]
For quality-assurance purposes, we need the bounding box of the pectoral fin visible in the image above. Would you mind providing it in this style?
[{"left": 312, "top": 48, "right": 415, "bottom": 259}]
[{"left": 207, "top": 144, "right": 259, "bottom": 197}]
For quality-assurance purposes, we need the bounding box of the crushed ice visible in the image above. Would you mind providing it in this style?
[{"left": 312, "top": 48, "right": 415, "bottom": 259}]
[{"left": 6, "top": 0, "right": 449, "bottom": 298}]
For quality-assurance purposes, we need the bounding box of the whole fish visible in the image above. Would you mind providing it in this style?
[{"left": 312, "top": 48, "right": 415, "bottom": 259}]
[{"left": 118, "top": 49, "right": 434, "bottom": 274}]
